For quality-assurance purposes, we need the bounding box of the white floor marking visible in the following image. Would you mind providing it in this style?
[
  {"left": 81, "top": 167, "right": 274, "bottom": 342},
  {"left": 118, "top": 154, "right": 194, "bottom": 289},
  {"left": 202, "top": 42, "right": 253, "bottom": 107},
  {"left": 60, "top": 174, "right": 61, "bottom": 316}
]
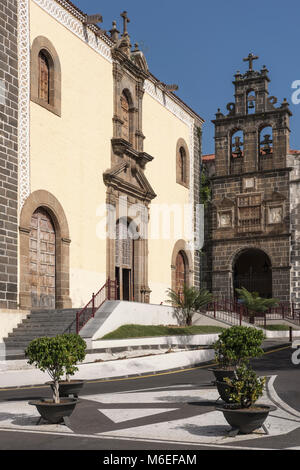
[
  {"left": 82, "top": 388, "right": 220, "bottom": 404},
  {"left": 267, "top": 375, "right": 300, "bottom": 419},
  {"left": 0, "top": 375, "right": 299, "bottom": 449},
  {"left": 99, "top": 408, "right": 178, "bottom": 423}
]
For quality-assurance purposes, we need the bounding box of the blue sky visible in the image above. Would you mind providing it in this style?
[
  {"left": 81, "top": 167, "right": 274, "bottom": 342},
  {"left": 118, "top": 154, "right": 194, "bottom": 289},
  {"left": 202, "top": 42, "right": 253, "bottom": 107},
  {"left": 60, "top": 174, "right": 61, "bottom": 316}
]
[{"left": 75, "top": 0, "right": 300, "bottom": 154}]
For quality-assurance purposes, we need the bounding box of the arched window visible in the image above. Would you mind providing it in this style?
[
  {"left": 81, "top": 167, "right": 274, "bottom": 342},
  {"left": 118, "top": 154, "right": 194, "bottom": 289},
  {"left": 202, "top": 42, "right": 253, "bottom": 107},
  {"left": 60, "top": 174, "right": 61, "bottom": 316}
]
[
  {"left": 246, "top": 90, "right": 256, "bottom": 114},
  {"left": 176, "top": 139, "right": 190, "bottom": 188},
  {"left": 179, "top": 147, "right": 187, "bottom": 183},
  {"left": 259, "top": 126, "right": 273, "bottom": 156},
  {"left": 230, "top": 130, "right": 244, "bottom": 174},
  {"left": 121, "top": 91, "right": 130, "bottom": 142},
  {"left": 231, "top": 130, "right": 244, "bottom": 158},
  {"left": 38, "top": 51, "right": 50, "bottom": 104},
  {"left": 31, "top": 36, "right": 61, "bottom": 116}
]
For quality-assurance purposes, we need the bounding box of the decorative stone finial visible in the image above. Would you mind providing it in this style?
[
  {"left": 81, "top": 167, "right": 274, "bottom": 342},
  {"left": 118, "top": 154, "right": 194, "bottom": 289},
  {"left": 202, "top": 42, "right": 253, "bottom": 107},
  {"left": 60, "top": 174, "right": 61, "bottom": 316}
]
[
  {"left": 281, "top": 98, "right": 289, "bottom": 108},
  {"left": 109, "top": 21, "right": 120, "bottom": 43}
]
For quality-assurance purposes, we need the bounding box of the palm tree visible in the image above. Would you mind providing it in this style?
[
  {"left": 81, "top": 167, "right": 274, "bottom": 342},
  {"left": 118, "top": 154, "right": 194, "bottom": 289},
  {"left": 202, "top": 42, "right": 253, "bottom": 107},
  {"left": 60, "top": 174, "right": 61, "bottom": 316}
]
[
  {"left": 236, "top": 287, "right": 279, "bottom": 323},
  {"left": 166, "top": 285, "right": 213, "bottom": 326}
]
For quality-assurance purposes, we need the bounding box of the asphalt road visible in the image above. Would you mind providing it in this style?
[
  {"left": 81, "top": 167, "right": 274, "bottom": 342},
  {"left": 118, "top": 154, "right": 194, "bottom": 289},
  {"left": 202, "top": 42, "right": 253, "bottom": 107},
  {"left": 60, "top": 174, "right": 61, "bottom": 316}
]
[{"left": 0, "top": 345, "right": 298, "bottom": 454}]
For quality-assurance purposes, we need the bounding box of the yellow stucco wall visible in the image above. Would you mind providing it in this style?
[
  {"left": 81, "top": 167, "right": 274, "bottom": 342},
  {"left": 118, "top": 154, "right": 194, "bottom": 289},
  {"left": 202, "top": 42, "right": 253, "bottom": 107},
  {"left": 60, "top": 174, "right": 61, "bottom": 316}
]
[
  {"left": 143, "top": 93, "right": 193, "bottom": 304},
  {"left": 29, "top": 1, "right": 113, "bottom": 306},
  {"left": 27, "top": 1, "right": 196, "bottom": 308}
]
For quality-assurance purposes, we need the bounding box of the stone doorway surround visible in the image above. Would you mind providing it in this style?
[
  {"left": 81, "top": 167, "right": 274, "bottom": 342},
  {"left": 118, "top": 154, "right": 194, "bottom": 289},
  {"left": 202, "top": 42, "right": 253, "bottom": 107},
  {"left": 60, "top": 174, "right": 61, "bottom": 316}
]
[
  {"left": 171, "top": 240, "right": 193, "bottom": 292},
  {"left": 233, "top": 248, "right": 272, "bottom": 298},
  {"left": 19, "top": 190, "right": 71, "bottom": 310}
]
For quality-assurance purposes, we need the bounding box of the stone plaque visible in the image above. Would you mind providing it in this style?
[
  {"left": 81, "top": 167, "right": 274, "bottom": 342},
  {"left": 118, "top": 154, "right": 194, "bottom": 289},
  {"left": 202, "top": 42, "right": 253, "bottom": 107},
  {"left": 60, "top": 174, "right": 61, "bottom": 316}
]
[{"left": 269, "top": 206, "right": 283, "bottom": 224}]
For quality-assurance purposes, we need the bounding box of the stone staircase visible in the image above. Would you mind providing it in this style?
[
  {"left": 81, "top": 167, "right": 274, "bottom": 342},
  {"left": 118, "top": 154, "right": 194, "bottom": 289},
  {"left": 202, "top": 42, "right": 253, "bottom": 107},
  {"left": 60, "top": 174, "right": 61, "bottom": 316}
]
[{"left": 3, "top": 309, "right": 78, "bottom": 356}]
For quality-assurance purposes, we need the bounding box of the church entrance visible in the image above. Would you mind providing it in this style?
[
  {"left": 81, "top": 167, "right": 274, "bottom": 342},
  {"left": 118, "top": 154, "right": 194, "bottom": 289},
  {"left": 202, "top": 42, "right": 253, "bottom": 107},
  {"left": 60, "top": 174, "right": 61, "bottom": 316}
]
[
  {"left": 29, "top": 208, "right": 56, "bottom": 309},
  {"left": 233, "top": 249, "right": 272, "bottom": 298},
  {"left": 115, "top": 218, "right": 137, "bottom": 301}
]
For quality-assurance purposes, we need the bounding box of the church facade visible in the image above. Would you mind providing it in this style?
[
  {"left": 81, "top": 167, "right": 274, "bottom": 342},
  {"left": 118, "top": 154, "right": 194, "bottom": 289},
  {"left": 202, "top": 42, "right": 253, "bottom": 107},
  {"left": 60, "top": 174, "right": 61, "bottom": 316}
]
[
  {"left": 0, "top": 0, "right": 204, "bottom": 322},
  {"left": 1, "top": 1, "right": 299, "bottom": 343},
  {"left": 203, "top": 54, "right": 300, "bottom": 309}
]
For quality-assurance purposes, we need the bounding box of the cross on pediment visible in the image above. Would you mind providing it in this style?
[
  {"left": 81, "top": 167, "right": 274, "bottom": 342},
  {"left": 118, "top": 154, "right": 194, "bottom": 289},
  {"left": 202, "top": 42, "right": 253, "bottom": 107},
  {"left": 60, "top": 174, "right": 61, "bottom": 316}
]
[
  {"left": 243, "top": 53, "right": 259, "bottom": 71},
  {"left": 121, "top": 11, "right": 130, "bottom": 36}
]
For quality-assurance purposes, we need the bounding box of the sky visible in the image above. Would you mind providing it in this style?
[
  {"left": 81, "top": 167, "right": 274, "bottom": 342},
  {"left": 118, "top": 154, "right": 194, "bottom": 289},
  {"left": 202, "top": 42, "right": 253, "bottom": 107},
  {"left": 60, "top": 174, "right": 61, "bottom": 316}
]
[{"left": 75, "top": 0, "right": 300, "bottom": 155}]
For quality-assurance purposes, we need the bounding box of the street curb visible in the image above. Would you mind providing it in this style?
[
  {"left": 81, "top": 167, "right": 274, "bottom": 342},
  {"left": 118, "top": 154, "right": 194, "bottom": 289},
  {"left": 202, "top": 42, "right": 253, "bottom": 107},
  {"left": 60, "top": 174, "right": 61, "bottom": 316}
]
[
  {"left": 0, "top": 342, "right": 290, "bottom": 391},
  {"left": 267, "top": 375, "right": 300, "bottom": 419}
]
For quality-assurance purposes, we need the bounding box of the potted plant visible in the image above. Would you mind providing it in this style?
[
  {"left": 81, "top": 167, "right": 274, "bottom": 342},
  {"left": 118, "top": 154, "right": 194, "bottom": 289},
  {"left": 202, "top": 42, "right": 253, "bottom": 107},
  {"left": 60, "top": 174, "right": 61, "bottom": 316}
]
[
  {"left": 25, "top": 335, "right": 83, "bottom": 424},
  {"left": 165, "top": 285, "right": 213, "bottom": 326},
  {"left": 47, "top": 334, "right": 86, "bottom": 398},
  {"left": 236, "top": 287, "right": 279, "bottom": 324},
  {"left": 216, "top": 363, "right": 276, "bottom": 435},
  {"left": 211, "top": 325, "right": 265, "bottom": 402}
]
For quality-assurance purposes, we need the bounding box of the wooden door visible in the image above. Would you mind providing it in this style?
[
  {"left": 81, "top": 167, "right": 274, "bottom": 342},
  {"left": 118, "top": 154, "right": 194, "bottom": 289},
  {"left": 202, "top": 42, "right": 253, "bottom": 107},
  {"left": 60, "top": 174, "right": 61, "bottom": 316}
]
[
  {"left": 30, "top": 208, "right": 56, "bottom": 309},
  {"left": 115, "top": 218, "right": 134, "bottom": 301},
  {"left": 175, "top": 251, "right": 186, "bottom": 295}
]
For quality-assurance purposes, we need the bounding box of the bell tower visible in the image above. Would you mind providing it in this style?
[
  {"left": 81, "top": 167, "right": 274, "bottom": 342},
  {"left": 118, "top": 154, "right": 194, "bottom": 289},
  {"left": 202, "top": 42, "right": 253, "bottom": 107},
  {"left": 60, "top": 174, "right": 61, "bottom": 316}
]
[
  {"left": 213, "top": 53, "right": 291, "bottom": 177},
  {"left": 208, "top": 55, "right": 292, "bottom": 303}
]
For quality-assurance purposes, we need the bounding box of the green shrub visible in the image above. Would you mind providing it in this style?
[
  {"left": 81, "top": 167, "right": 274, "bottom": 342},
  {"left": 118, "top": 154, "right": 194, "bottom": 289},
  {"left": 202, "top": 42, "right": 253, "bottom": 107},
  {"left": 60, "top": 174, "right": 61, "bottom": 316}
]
[
  {"left": 213, "top": 325, "right": 265, "bottom": 369},
  {"left": 165, "top": 285, "right": 213, "bottom": 326},
  {"left": 224, "top": 364, "right": 266, "bottom": 408},
  {"left": 25, "top": 334, "right": 86, "bottom": 403},
  {"left": 236, "top": 287, "right": 279, "bottom": 317}
]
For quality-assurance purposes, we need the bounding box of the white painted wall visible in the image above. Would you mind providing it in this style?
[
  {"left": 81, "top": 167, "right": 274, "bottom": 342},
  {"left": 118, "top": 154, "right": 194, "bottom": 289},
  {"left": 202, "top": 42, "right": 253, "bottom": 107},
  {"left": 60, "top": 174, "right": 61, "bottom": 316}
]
[
  {"left": 0, "top": 311, "right": 29, "bottom": 342},
  {"left": 90, "top": 301, "right": 178, "bottom": 340},
  {"left": 265, "top": 330, "right": 300, "bottom": 338},
  {"left": 91, "top": 333, "right": 221, "bottom": 349}
]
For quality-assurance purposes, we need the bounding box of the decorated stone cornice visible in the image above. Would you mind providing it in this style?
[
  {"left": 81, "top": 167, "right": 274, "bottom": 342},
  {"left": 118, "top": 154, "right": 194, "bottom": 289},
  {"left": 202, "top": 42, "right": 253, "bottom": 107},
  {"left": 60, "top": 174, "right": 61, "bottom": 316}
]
[
  {"left": 111, "top": 138, "right": 154, "bottom": 168},
  {"left": 103, "top": 163, "right": 156, "bottom": 203},
  {"left": 112, "top": 47, "right": 150, "bottom": 80}
]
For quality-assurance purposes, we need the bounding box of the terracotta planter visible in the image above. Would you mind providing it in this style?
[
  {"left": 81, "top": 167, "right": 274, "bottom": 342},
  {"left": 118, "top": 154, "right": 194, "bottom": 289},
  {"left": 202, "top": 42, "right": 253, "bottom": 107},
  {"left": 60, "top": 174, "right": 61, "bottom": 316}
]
[
  {"left": 29, "top": 398, "right": 78, "bottom": 424},
  {"left": 216, "top": 403, "right": 276, "bottom": 434}
]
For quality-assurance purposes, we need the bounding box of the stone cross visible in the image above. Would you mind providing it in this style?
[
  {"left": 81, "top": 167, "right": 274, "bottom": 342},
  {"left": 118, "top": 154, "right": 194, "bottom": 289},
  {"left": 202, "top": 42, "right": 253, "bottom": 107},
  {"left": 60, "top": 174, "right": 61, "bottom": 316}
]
[
  {"left": 121, "top": 11, "right": 130, "bottom": 36},
  {"left": 243, "top": 53, "right": 259, "bottom": 71}
]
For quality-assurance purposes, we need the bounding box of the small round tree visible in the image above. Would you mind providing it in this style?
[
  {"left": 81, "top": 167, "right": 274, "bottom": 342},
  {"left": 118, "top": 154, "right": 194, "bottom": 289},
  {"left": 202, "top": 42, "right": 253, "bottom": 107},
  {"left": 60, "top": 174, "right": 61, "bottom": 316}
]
[
  {"left": 25, "top": 334, "right": 86, "bottom": 404},
  {"left": 62, "top": 334, "right": 86, "bottom": 382},
  {"left": 213, "top": 325, "right": 265, "bottom": 370}
]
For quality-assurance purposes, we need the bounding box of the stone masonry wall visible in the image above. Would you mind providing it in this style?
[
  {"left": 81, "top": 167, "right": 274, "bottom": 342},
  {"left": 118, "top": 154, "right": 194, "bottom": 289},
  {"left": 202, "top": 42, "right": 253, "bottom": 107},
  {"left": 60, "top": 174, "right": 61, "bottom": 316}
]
[
  {"left": 288, "top": 153, "right": 300, "bottom": 308},
  {"left": 0, "top": 0, "right": 18, "bottom": 309}
]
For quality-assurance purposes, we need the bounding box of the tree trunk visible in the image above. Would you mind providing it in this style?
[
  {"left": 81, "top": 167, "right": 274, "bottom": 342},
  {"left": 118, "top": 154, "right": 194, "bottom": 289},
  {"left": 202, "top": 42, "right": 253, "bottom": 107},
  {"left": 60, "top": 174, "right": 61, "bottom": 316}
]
[{"left": 53, "top": 380, "right": 60, "bottom": 404}]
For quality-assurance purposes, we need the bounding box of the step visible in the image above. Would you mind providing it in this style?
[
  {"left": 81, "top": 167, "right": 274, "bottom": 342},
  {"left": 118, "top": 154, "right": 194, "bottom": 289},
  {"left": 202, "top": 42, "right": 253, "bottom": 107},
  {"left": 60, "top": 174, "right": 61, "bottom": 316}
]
[
  {"left": 21, "top": 318, "right": 76, "bottom": 325},
  {"left": 8, "top": 329, "right": 74, "bottom": 337},
  {"left": 30, "top": 309, "right": 79, "bottom": 314},
  {"left": 25, "top": 313, "right": 77, "bottom": 319}
]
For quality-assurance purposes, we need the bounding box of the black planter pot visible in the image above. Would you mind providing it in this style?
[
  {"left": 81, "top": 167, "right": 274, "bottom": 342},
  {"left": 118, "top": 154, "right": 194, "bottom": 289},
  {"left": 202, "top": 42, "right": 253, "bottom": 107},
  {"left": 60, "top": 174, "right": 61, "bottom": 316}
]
[
  {"left": 209, "top": 369, "right": 236, "bottom": 403},
  {"left": 29, "top": 398, "right": 78, "bottom": 424},
  {"left": 46, "top": 380, "right": 85, "bottom": 398},
  {"left": 216, "top": 403, "right": 276, "bottom": 434}
]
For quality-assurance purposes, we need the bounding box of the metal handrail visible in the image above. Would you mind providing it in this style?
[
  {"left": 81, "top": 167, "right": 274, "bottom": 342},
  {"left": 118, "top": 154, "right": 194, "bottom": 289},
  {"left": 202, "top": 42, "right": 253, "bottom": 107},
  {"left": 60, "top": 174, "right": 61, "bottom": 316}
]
[
  {"left": 63, "top": 279, "right": 118, "bottom": 335},
  {"left": 205, "top": 298, "right": 298, "bottom": 327}
]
